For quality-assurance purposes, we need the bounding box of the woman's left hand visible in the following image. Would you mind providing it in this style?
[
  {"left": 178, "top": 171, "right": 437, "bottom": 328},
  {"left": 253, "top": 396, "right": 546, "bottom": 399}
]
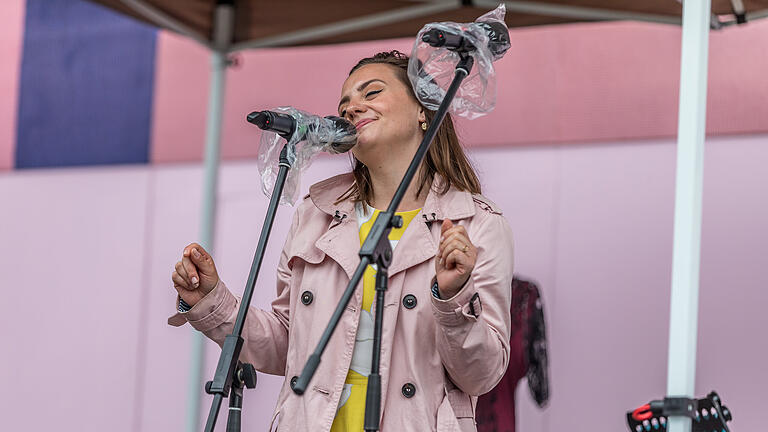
[{"left": 435, "top": 219, "right": 477, "bottom": 299}]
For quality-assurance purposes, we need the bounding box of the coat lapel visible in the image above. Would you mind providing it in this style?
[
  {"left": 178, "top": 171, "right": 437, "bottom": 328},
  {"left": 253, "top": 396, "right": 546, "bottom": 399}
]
[
  {"left": 309, "top": 174, "right": 361, "bottom": 281},
  {"left": 389, "top": 177, "right": 476, "bottom": 277},
  {"left": 388, "top": 211, "right": 438, "bottom": 277},
  {"left": 315, "top": 214, "right": 361, "bottom": 281}
]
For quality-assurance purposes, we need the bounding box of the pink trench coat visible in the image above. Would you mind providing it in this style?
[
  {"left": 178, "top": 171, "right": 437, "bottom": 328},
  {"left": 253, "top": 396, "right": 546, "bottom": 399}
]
[{"left": 169, "top": 173, "right": 515, "bottom": 432}]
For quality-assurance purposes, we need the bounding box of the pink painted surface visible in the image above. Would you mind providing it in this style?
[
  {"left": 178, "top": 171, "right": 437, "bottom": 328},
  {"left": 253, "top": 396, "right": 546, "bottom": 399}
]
[
  {"left": 150, "top": 20, "right": 768, "bottom": 163},
  {"left": 2, "top": 134, "right": 766, "bottom": 431},
  {"left": 150, "top": 31, "right": 211, "bottom": 163},
  {"left": 138, "top": 166, "right": 202, "bottom": 431},
  {"left": 0, "top": 166, "right": 151, "bottom": 431},
  {"left": 464, "top": 19, "right": 768, "bottom": 146},
  {"left": 696, "top": 138, "right": 768, "bottom": 429},
  {"left": 0, "top": 0, "right": 25, "bottom": 170}
]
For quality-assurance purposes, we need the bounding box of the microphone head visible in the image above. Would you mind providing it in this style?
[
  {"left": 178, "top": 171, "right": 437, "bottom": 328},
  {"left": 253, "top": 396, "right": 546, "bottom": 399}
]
[
  {"left": 476, "top": 21, "right": 510, "bottom": 59},
  {"left": 323, "top": 116, "right": 357, "bottom": 154},
  {"left": 247, "top": 110, "right": 296, "bottom": 138},
  {"left": 421, "top": 28, "right": 446, "bottom": 47},
  {"left": 247, "top": 111, "right": 269, "bottom": 128}
]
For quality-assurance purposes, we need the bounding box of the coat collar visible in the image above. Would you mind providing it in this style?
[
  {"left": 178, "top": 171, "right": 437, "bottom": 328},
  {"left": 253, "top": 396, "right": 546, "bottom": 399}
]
[
  {"left": 308, "top": 173, "right": 477, "bottom": 280},
  {"left": 308, "top": 172, "right": 476, "bottom": 222}
]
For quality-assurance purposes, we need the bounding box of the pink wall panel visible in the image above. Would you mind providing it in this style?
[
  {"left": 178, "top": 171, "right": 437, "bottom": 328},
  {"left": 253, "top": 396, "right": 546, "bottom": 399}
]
[
  {"left": 1, "top": 134, "right": 765, "bottom": 431},
  {"left": 150, "top": 20, "right": 768, "bottom": 164},
  {"left": 150, "top": 31, "right": 211, "bottom": 163},
  {"left": 705, "top": 22, "right": 768, "bottom": 135},
  {"left": 0, "top": 166, "right": 151, "bottom": 431},
  {"left": 696, "top": 136, "right": 768, "bottom": 430},
  {"left": 475, "top": 145, "right": 561, "bottom": 432},
  {"left": 0, "top": 0, "right": 25, "bottom": 170},
  {"left": 465, "top": 19, "right": 768, "bottom": 146},
  {"left": 543, "top": 140, "right": 677, "bottom": 432},
  {"left": 472, "top": 136, "right": 768, "bottom": 431},
  {"left": 137, "top": 166, "right": 203, "bottom": 431}
]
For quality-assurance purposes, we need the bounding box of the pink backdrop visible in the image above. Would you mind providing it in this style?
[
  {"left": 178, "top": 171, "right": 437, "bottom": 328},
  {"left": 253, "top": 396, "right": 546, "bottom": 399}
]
[
  {"left": 2, "top": 135, "right": 767, "bottom": 431},
  {"left": 0, "top": 0, "right": 24, "bottom": 170},
  {"left": 150, "top": 20, "right": 768, "bottom": 164}
]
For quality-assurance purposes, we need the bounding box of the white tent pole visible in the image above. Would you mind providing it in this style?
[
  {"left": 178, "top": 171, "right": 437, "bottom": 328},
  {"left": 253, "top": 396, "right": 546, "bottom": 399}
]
[
  {"left": 666, "top": 1, "right": 710, "bottom": 432},
  {"left": 185, "top": 3, "right": 234, "bottom": 432}
]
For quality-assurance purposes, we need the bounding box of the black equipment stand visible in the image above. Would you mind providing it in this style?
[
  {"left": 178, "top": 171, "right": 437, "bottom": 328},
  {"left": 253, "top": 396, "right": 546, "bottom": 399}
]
[
  {"left": 626, "top": 391, "right": 733, "bottom": 432},
  {"left": 202, "top": 143, "right": 293, "bottom": 432},
  {"left": 292, "top": 51, "right": 475, "bottom": 432}
]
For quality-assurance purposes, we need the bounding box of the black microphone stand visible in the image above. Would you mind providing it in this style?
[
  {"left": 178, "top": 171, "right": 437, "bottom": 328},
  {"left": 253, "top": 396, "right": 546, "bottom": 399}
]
[
  {"left": 292, "top": 51, "right": 475, "bottom": 432},
  {"left": 203, "top": 140, "right": 293, "bottom": 432}
]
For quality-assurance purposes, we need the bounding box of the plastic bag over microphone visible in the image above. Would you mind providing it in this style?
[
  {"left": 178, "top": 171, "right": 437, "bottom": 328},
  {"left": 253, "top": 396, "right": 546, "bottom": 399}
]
[
  {"left": 256, "top": 106, "right": 356, "bottom": 206},
  {"left": 408, "top": 4, "right": 510, "bottom": 120}
]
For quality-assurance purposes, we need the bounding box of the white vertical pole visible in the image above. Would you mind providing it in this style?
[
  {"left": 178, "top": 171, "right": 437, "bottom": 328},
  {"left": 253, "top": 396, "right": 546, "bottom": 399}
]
[
  {"left": 185, "top": 3, "right": 234, "bottom": 432},
  {"left": 666, "top": 1, "right": 710, "bottom": 432}
]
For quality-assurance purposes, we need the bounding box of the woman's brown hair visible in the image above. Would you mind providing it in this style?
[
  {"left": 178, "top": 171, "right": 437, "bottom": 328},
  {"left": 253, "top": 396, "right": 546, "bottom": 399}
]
[{"left": 337, "top": 50, "right": 481, "bottom": 205}]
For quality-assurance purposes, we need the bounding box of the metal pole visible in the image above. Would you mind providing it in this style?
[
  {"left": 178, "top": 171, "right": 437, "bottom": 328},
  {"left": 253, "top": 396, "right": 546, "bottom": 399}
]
[
  {"left": 666, "top": 1, "right": 710, "bottom": 432},
  {"left": 186, "top": 3, "right": 234, "bottom": 431}
]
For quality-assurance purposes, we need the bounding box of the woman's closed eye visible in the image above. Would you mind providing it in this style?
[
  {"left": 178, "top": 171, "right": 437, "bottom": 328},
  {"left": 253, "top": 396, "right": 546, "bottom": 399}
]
[{"left": 339, "top": 89, "right": 383, "bottom": 116}]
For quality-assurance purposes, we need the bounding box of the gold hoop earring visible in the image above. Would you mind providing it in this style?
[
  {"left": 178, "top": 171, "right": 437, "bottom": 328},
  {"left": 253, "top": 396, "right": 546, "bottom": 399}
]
[{"left": 421, "top": 122, "right": 427, "bottom": 131}]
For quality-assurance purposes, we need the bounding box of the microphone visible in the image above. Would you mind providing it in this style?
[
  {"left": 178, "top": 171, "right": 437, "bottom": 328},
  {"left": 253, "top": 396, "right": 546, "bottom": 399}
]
[
  {"left": 249, "top": 107, "right": 357, "bottom": 206},
  {"left": 421, "top": 20, "right": 510, "bottom": 60},
  {"left": 407, "top": 4, "right": 512, "bottom": 119},
  {"left": 247, "top": 110, "right": 357, "bottom": 154}
]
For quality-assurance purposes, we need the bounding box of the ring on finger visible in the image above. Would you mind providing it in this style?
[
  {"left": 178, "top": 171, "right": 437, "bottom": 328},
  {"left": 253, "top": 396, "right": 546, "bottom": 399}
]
[{"left": 462, "top": 244, "right": 468, "bottom": 253}]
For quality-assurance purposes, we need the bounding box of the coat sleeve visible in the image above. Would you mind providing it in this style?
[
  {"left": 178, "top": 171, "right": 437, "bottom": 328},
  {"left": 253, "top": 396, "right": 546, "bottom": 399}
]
[
  {"left": 167, "top": 211, "right": 299, "bottom": 376},
  {"left": 430, "top": 211, "right": 514, "bottom": 396}
]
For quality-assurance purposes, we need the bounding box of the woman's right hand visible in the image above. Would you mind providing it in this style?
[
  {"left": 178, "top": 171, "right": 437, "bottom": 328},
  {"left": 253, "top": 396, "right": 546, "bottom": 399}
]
[{"left": 172, "top": 243, "right": 220, "bottom": 308}]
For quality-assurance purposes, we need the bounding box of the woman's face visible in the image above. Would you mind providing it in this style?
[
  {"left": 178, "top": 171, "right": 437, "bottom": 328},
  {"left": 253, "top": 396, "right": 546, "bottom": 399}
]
[{"left": 338, "top": 64, "right": 426, "bottom": 167}]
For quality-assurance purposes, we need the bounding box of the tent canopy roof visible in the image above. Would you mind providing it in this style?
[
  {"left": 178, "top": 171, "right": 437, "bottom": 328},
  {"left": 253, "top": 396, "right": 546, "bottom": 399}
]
[{"left": 88, "top": 0, "right": 768, "bottom": 51}]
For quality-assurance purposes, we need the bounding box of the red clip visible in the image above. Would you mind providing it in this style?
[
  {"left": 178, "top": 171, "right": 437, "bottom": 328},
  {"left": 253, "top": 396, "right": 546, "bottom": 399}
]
[{"left": 632, "top": 404, "right": 653, "bottom": 421}]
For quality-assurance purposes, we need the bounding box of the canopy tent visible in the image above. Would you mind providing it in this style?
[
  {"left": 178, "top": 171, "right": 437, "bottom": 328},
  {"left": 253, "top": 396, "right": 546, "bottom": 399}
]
[
  {"left": 85, "top": 1, "right": 768, "bottom": 431},
  {"left": 89, "top": 0, "right": 768, "bottom": 48}
]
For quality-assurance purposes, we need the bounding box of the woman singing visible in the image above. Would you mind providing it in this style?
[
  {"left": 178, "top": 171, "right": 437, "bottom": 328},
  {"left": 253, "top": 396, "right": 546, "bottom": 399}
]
[{"left": 169, "top": 50, "right": 514, "bottom": 432}]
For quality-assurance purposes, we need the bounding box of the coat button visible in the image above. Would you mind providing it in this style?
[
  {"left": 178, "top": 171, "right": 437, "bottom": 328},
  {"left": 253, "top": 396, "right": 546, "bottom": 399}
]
[
  {"left": 300, "top": 291, "right": 314, "bottom": 305},
  {"left": 402, "top": 294, "right": 417, "bottom": 309},
  {"left": 290, "top": 376, "right": 298, "bottom": 389},
  {"left": 401, "top": 382, "right": 416, "bottom": 398}
]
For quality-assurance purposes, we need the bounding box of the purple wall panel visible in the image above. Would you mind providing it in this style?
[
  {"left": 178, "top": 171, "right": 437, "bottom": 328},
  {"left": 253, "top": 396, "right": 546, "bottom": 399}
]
[{"left": 16, "top": 0, "right": 156, "bottom": 169}]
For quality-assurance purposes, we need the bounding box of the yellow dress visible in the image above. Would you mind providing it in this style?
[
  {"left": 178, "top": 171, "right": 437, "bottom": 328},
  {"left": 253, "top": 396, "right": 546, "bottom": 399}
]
[{"left": 330, "top": 203, "right": 421, "bottom": 432}]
